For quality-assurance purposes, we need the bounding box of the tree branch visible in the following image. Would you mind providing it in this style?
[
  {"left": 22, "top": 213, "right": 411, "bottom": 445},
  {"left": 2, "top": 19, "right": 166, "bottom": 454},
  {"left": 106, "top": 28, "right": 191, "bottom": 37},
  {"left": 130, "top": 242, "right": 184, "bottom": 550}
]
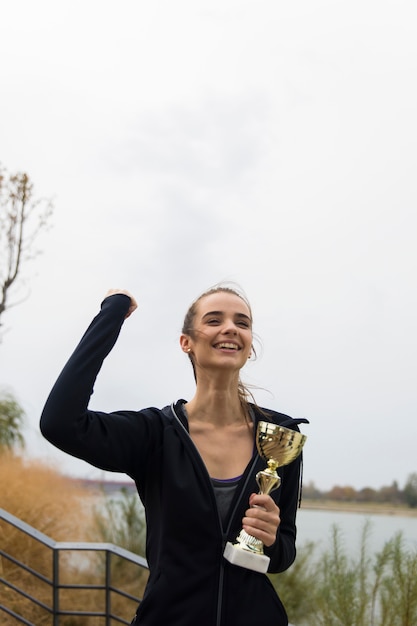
[{"left": 0, "top": 165, "right": 54, "bottom": 331}]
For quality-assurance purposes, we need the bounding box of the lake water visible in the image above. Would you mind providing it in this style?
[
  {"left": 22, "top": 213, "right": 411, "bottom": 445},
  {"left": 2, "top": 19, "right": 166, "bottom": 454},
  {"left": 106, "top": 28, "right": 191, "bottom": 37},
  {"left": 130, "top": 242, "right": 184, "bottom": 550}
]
[
  {"left": 103, "top": 489, "right": 417, "bottom": 557},
  {"left": 296, "top": 507, "right": 417, "bottom": 556}
]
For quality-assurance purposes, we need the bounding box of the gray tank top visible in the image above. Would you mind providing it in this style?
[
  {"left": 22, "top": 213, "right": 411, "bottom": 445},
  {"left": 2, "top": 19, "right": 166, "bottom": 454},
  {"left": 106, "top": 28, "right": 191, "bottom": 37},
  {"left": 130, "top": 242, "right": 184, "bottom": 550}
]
[{"left": 211, "top": 476, "right": 241, "bottom": 527}]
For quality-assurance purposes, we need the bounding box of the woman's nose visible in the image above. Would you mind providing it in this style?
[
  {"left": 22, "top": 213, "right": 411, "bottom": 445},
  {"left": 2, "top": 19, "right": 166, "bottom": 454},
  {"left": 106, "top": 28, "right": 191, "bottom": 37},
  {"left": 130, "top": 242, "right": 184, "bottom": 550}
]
[{"left": 222, "top": 321, "right": 238, "bottom": 334}]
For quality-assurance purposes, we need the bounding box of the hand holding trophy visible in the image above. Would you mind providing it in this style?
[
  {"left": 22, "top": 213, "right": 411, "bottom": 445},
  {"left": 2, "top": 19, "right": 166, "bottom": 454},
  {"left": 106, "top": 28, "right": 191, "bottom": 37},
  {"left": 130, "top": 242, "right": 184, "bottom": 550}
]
[{"left": 224, "top": 421, "right": 307, "bottom": 573}]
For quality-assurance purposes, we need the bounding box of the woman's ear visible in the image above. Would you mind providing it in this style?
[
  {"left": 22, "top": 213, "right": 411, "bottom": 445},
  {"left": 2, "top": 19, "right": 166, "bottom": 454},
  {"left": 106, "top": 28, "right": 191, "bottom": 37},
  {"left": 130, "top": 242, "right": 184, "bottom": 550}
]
[{"left": 180, "top": 334, "right": 192, "bottom": 354}]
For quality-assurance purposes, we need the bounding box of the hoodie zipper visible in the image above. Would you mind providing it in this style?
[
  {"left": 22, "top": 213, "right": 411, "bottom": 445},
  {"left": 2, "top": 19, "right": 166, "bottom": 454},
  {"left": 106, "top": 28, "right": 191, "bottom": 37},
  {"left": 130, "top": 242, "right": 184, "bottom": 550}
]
[
  {"left": 170, "top": 403, "right": 259, "bottom": 626},
  {"left": 215, "top": 454, "right": 259, "bottom": 626}
]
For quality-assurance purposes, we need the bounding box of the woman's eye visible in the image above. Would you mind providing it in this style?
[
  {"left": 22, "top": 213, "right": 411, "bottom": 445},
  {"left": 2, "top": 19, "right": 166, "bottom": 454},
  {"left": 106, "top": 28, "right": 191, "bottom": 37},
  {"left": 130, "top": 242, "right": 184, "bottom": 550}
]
[{"left": 207, "top": 319, "right": 220, "bottom": 325}]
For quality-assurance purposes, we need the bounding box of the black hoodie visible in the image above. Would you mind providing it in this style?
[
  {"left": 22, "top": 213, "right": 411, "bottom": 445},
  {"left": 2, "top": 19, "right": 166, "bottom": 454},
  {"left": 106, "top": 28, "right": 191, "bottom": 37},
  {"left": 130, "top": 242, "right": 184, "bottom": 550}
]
[{"left": 40, "top": 294, "right": 308, "bottom": 626}]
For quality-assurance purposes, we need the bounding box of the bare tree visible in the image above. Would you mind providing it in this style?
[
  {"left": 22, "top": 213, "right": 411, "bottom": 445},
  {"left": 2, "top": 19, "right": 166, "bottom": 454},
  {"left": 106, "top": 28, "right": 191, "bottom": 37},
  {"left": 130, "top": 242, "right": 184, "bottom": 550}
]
[{"left": 0, "top": 164, "right": 53, "bottom": 329}]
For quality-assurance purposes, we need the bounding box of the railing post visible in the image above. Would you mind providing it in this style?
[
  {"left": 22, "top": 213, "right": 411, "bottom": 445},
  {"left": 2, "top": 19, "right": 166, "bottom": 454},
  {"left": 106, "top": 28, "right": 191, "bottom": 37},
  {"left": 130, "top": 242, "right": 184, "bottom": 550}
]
[
  {"left": 52, "top": 547, "right": 60, "bottom": 626},
  {"left": 105, "top": 550, "right": 111, "bottom": 626}
]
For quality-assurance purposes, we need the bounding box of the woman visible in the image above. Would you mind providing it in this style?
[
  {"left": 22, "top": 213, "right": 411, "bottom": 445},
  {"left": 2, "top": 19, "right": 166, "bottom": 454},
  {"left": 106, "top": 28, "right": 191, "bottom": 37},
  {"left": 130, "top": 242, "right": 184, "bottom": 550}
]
[{"left": 40, "top": 285, "right": 308, "bottom": 626}]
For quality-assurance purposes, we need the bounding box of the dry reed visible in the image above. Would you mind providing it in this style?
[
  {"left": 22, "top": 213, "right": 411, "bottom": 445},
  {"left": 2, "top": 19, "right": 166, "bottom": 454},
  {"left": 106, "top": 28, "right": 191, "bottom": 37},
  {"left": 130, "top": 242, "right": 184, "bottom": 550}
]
[{"left": 0, "top": 452, "right": 147, "bottom": 625}]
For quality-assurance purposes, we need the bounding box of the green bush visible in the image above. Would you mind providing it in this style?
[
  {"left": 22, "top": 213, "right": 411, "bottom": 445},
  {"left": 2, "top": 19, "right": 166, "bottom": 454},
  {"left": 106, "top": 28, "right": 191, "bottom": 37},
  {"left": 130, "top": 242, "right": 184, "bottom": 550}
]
[
  {"left": 269, "top": 541, "right": 317, "bottom": 624},
  {"left": 272, "top": 521, "right": 417, "bottom": 626},
  {"left": 92, "top": 487, "right": 147, "bottom": 558},
  {"left": 378, "top": 532, "right": 417, "bottom": 626}
]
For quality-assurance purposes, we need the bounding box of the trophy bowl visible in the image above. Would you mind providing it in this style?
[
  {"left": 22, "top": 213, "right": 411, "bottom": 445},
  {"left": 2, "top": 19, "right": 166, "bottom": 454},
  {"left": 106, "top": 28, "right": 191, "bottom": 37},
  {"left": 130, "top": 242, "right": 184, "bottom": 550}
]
[
  {"left": 257, "top": 421, "right": 307, "bottom": 475},
  {"left": 223, "top": 421, "right": 307, "bottom": 573}
]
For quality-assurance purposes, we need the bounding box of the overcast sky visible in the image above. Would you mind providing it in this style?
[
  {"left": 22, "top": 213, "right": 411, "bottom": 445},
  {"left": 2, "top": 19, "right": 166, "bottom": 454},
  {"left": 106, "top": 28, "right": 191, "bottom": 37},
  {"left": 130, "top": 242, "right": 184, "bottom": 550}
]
[{"left": 1, "top": 0, "right": 416, "bottom": 491}]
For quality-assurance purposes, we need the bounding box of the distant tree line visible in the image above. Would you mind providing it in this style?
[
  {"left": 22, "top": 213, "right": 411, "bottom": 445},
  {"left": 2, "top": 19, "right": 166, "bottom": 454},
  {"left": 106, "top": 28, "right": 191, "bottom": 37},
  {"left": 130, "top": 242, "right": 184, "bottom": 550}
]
[{"left": 303, "top": 475, "right": 417, "bottom": 508}]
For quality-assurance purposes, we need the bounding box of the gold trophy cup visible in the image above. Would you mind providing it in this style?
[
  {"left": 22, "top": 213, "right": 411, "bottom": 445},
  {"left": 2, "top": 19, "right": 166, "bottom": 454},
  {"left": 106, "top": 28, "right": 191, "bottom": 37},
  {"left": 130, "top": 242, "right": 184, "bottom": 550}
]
[{"left": 223, "top": 421, "right": 307, "bottom": 573}]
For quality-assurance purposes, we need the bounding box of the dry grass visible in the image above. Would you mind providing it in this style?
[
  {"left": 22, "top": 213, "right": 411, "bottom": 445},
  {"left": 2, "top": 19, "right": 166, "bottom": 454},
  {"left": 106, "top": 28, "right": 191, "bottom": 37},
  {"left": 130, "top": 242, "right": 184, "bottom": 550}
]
[
  {"left": 0, "top": 452, "right": 93, "bottom": 541},
  {"left": 0, "top": 453, "right": 148, "bottom": 625}
]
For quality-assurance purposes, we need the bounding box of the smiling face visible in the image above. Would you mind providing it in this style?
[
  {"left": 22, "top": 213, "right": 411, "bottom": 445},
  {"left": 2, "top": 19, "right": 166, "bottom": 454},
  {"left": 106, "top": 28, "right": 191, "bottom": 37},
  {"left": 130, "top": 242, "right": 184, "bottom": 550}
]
[{"left": 180, "top": 291, "right": 253, "bottom": 375}]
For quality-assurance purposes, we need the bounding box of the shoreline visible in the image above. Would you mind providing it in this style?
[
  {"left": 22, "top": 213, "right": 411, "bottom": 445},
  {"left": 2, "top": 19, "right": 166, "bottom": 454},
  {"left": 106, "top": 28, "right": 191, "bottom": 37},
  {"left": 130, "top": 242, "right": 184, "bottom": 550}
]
[
  {"left": 301, "top": 500, "right": 417, "bottom": 518},
  {"left": 74, "top": 479, "right": 417, "bottom": 518}
]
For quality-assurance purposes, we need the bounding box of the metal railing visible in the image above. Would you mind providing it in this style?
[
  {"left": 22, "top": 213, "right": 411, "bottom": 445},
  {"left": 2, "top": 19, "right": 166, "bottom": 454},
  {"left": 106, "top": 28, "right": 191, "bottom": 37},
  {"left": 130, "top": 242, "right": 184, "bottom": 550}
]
[{"left": 0, "top": 508, "right": 149, "bottom": 625}]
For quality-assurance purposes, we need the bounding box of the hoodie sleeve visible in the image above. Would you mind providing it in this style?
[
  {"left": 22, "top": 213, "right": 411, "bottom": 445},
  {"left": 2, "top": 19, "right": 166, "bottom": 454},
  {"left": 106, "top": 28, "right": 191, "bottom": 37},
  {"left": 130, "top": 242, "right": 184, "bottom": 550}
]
[
  {"left": 258, "top": 412, "right": 308, "bottom": 574},
  {"left": 39, "top": 294, "right": 154, "bottom": 476},
  {"left": 265, "top": 451, "right": 303, "bottom": 573}
]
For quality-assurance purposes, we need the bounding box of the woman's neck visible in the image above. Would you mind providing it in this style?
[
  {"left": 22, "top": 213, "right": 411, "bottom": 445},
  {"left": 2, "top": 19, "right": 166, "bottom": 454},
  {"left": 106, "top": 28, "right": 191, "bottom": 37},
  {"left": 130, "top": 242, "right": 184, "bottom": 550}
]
[{"left": 186, "top": 381, "right": 247, "bottom": 427}]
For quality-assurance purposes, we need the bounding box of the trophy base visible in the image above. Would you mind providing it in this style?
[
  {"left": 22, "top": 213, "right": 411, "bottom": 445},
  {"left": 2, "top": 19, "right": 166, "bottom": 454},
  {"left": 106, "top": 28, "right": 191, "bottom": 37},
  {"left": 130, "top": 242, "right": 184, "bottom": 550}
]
[{"left": 223, "top": 542, "right": 270, "bottom": 574}]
